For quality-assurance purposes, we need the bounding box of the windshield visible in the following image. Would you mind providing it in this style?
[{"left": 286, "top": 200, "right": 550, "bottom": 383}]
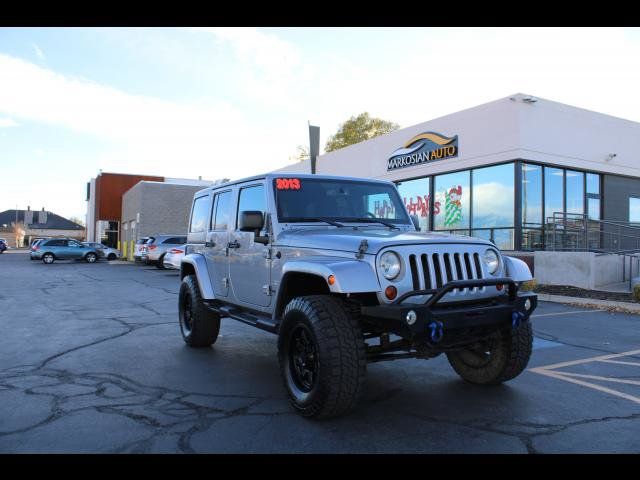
[{"left": 274, "top": 178, "right": 410, "bottom": 225}]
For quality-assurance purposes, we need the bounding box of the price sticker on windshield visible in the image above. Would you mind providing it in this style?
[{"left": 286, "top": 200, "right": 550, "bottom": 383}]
[{"left": 276, "top": 178, "right": 301, "bottom": 190}]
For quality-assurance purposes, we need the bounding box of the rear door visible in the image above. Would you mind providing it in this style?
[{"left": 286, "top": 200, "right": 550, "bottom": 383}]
[{"left": 205, "top": 190, "right": 233, "bottom": 298}]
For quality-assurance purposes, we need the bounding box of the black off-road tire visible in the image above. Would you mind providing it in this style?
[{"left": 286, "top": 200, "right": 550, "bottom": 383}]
[
  {"left": 85, "top": 252, "right": 98, "bottom": 263},
  {"left": 157, "top": 254, "right": 166, "bottom": 269},
  {"left": 277, "top": 295, "right": 367, "bottom": 419},
  {"left": 178, "top": 274, "right": 220, "bottom": 347},
  {"left": 446, "top": 321, "right": 533, "bottom": 385}
]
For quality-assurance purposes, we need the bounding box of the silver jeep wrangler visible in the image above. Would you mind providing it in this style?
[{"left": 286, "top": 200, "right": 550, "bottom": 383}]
[{"left": 179, "top": 174, "right": 537, "bottom": 419}]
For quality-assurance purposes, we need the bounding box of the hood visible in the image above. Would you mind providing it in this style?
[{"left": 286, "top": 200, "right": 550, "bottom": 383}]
[{"left": 275, "top": 227, "right": 494, "bottom": 254}]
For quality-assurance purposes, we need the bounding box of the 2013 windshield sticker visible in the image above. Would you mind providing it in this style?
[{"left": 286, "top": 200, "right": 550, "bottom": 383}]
[{"left": 276, "top": 178, "right": 301, "bottom": 190}]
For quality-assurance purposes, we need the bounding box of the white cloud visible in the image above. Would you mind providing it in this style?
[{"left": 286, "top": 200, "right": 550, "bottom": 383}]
[
  {"left": 0, "top": 53, "right": 301, "bottom": 181},
  {"left": 0, "top": 117, "right": 19, "bottom": 128},
  {"left": 32, "top": 43, "right": 45, "bottom": 60}
]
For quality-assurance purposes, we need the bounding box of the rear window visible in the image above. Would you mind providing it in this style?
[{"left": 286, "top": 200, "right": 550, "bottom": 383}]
[
  {"left": 136, "top": 238, "right": 149, "bottom": 245},
  {"left": 163, "top": 237, "right": 187, "bottom": 244}
]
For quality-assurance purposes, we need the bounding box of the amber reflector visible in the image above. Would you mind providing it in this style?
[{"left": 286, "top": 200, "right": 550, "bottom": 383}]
[
  {"left": 496, "top": 284, "right": 503, "bottom": 291},
  {"left": 385, "top": 285, "right": 398, "bottom": 300},
  {"left": 327, "top": 275, "right": 336, "bottom": 286}
]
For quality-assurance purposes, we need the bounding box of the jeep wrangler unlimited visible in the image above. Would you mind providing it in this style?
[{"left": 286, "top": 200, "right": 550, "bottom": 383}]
[{"left": 179, "top": 174, "right": 537, "bottom": 419}]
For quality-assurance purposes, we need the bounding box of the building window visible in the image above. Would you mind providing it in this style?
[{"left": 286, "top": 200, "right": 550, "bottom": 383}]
[
  {"left": 521, "top": 163, "right": 544, "bottom": 250},
  {"left": 434, "top": 170, "right": 470, "bottom": 233},
  {"left": 586, "top": 173, "right": 601, "bottom": 221},
  {"left": 565, "top": 170, "right": 584, "bottom": 215},
  {"left": 471, "top": 163, "right": 514, "bottom": 250},
  {"left": 544, "top": 167, "right": 564, "bottom": 224},
  {"left": 630, "top": 197, "right": 640, "bottom": 224},
  {"left": 396, "top": 177, "right": 431, "bottom": 231}
]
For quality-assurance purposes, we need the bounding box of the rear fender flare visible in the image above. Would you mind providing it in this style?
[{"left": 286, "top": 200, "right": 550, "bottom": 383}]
[{"left": 180, "top": 254, "right": 215, "bottom": 300}]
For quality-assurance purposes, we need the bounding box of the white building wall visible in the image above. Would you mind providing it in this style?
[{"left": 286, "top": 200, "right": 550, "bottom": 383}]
[
  {"left": 85, "top": 178, "right": 96, "bottom": 241},
  {"left": 273, "top": 93, "right": 640, "bottom": 181}
]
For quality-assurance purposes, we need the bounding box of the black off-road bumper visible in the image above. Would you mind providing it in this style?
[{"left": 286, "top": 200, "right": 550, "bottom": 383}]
[{"left": 360, "top": 278, "right": 537, "bottom": 342}]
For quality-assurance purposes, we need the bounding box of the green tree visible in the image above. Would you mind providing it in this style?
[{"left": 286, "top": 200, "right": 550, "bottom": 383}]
[{"left": 325, "top": 112, "right": 400, "bottom": 153}]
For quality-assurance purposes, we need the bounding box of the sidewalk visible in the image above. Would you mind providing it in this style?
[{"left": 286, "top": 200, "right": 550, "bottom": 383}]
[{"left": 537, "top": 293, "right": 640, "bottom": 314}]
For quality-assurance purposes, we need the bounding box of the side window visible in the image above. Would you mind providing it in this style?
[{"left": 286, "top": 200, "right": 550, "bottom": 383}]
[
  {"left": 212, "top": 190, "right": 232, "bottom": 231},
  {"left": 189, "top": 195, "right": 210, "bottom": 233},
  {"left": 236, "top": 185, "right": 266, "bottom": 228}
]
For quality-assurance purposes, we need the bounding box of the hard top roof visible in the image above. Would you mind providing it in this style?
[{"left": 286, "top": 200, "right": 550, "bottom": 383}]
[{"left": 193, "top": 173, "right": 396, "bottom": 197}]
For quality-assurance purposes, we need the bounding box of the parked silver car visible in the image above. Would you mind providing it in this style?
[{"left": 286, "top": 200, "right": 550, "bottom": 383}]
[
  {"left": 134, "top": 237, "right": 151, "bottom": 262},
  {"left": 141, "top": 235, "right": 187, "bottom": 269},
  {"left": 162, "top": 244, "right": 186, "bottom": 270},
  {"left": 83, "top": 242, "right": 121, "bottom": 261}
]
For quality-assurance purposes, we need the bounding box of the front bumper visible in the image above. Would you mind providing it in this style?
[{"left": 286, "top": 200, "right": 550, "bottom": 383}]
[{"left": 360, "top": 278, "right": 537, "bottom": 342}]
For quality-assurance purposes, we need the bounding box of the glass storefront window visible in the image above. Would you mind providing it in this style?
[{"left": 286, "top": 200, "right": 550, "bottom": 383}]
[
  {"left": 434, "top": 171, "right": 470, "bottom": 231},
  {"left": 396, "top": 177, "right": 431, "bottom": 231},
  {"left": 586, "top": 173, "right": 600, "bottom": 195},
  {"left": 522, "top": 163, "right": 542, "bottom": 227},
  {"left": 588, "top": 198, "right": 600, "bottom": 220},
  {"left": 565, "top": 170, "right": 584, "bottom": 215},
  {"left": 544, "top": 167, "right": 564, "bottom": 223},
  {"left": 472, "top": 163, "right": 514, "bottom": 228},
  {"left": 629, "top": 197, "right": 640, "bottom": 223}
]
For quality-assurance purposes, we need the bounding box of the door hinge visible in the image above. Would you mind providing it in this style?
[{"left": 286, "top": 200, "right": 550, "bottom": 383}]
[
  {"left": 222, "top": 277, "right": 229, "bottom": 288},
  {"left": 262, "top": 284, "right": 274, "bottom": 296},
  {"left": 263, "top": 249, "right": 272, "bottom": 259}
]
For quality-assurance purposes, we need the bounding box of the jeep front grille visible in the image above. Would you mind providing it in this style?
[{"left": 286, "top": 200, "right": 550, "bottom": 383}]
[{"left": 408, "top": 252, "right": 485, "bottom": 294}]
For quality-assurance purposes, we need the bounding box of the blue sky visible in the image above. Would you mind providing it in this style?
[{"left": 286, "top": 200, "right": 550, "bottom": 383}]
[{"left": 2, "top": 27, "right": 640, "bottom": 220}]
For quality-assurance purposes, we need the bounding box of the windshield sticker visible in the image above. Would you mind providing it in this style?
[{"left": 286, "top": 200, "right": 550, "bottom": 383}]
[{"left": 276, "top": 178, "right": 301, "bottom": 190}]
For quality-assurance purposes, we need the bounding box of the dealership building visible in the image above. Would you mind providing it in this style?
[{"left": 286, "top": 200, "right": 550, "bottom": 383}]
[{"left": 277, "top": 93, "right": 640, "bottom": 254}]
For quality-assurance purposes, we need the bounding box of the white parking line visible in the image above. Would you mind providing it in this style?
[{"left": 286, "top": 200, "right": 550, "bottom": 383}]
[{"left": 529, "top": 349, "right": 640, "bottom": 406}]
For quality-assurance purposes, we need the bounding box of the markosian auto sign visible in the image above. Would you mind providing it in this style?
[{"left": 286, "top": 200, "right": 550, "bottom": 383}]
[{"left": 387, "top": 132, "right": 459, "bottom": 171}]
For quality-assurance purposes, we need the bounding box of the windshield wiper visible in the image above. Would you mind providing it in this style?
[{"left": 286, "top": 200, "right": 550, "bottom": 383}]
[
  {"left": 284, "top": 217, "right": 346, "bottom": 227},
  {"left": 350, "top": 218, "right": 400, "bottom": 229}
]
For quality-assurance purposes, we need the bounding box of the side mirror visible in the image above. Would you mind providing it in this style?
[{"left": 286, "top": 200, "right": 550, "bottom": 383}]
[
  {"left": 410, "top": 214, "right": 421, "bottom": 231},
  {"left": 239, "top": 211, "right": 264, "bottom": 231}
]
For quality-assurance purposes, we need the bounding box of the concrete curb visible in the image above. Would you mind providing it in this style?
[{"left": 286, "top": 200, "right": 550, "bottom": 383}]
[{"left": 537, "top": 293, "right": 640, "bottom": 314}]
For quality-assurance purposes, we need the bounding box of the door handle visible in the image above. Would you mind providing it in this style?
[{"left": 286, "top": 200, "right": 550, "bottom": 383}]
[
  {"left": 227, "top": 240, "right": 240, "bottom": 249},
  {"left": 205, "top": 241, "right": 215, "bottom": 247}
]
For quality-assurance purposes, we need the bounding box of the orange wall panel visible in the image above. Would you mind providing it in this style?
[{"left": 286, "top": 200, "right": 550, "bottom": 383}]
[{"left": 95, "top": 173, "right": 163, "bottom": 221}]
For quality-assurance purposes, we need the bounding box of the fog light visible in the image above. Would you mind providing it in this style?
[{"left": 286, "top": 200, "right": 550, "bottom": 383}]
[
  {"left": 385, "top": 285, "right": 397, "bottom": 300},
  {"left": 524, "top": 298, "right": 531, "bottom": 311},
  {"left": 406, "top": 310, "right": 417, "bottom": 325}
]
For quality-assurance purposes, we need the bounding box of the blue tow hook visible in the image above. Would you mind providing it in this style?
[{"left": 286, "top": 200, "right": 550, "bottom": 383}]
[
  {"left": 512, "top": 311, "right": 526, "bottom": 329},
  {"left": 428, "top": 321, "right": 444, "bottom": 343}
]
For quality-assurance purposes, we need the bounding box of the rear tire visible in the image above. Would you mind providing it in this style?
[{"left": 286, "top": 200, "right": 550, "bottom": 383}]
[
  {"left": 42, "top": 253, "right": 54, "bottom": 264},
  {"left": 446, "top": 322, "right": 533, "bottom": 385},
  {"left": 85, "top": 252, "right": 98, "bottom": 263},
  {"left": 178, "top": 275, "right": 220, "bottom": 347},
  {"left": 107, "top": 253, "right": 116, "bottom": 261},
  {"left": 278, "top": 295, "right": 367, "bottom": 419},
  {"left": 157, "top": 254, "right": 166, "bottom": 269}
]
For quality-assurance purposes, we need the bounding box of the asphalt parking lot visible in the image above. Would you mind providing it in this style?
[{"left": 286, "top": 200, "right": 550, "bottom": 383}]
[{"left": 1, "top": 251, "right": 639, "bottom": 453}]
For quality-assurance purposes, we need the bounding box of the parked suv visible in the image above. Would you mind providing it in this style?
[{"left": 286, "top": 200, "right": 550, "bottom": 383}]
[
  {"left": 178, "top": 174, "right": 537, "bottom": 419},
  {"left": 83, "top": 242, "right": 120, "bottom": 261},
  {"left": 31, "top": 238, "right": 100, "bottom": 264},
  {"left": 0, "top": 239, "right": 7, "bottom": 253},
  {"left": 142, "top": 235, "right": 187, "bottom": 269},
  {"left": 134, "top": 237, "right": 151, "bottom": 262}
]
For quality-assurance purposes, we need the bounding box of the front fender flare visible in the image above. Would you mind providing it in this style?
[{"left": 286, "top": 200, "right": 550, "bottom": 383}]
[
  {"left": 180, "top": 254, "right": 215, "bottom": 300},
  {"left": 281, "top": 257, "right": 380, "bottom": 294},
  {"left": 503, "top": 256, "right": 533, "bottom": 282}
]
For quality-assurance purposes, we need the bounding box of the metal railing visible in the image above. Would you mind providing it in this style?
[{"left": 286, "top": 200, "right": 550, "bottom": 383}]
[{"left": 546, "top": 212, "right": 640, "bottom": 253}]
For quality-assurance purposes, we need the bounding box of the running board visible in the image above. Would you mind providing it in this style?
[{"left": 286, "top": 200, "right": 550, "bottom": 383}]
[{"left": 206, "top": 303, "right": 279, "bottom": 334}]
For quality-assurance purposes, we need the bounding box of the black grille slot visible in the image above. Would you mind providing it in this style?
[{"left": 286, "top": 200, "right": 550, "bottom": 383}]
[
  {"left": 443, "top": 253, "right": 453, "bottom": 285},
  {"left": 420, "top": 254, "right": 431, "bottom": 290},
  {"left": 464, "top": 253, "right": 475, "bottom": 292},
  {"left": 473, "top": 252, "right": 484, "bottom": 291},
  {"left": 433, "top": 253, "right": 443, "bottom": 288},
  {"left": 454, "top": 253, "right": 464, "bottom": 291},
  {"left": 408, "top": 254, "right": 420, "bottom": 291}
]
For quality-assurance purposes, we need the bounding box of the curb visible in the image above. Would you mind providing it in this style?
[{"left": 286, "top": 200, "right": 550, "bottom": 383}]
[{"left": 537, "top": 293, "right": 640, "bottom": 314}]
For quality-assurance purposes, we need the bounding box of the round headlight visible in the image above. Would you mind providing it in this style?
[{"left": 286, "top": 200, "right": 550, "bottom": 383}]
[
  {"left": 380, "top": 251, "right": 402, "bottom": 280},
  {"left": 483, "top": 249, "right": 500, "bottom": 275}
]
